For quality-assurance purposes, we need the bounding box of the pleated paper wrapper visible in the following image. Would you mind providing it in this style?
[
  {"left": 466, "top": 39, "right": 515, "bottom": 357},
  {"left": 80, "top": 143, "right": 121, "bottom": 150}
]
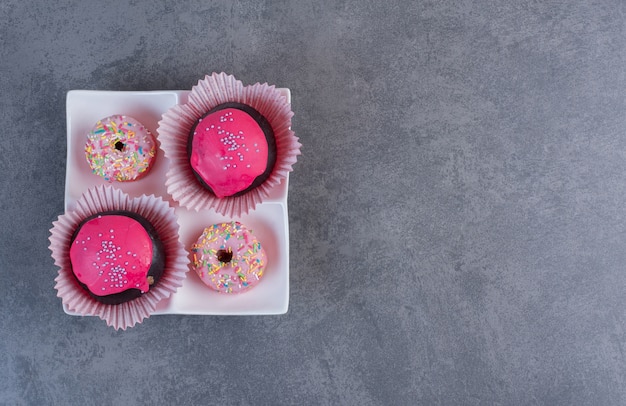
[
  {"left": 49, "top": 185, "right": 188, "bottom": 330},
  {"left": 158, "top": 72, "right": 301, "bottom": 217}
]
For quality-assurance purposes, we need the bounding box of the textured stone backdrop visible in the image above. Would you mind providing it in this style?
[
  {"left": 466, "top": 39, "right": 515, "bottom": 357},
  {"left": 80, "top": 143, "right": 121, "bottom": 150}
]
[{"left": 1, "top": 1, "right": 625, "bottom": 404}]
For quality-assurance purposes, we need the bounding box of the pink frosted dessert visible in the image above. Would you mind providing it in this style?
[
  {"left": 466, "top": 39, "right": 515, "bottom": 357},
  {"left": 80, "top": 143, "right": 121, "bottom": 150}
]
[
  {"left": 187, "top": 103, "right": 276, "bottom": 198},
  {"left": 191, "top": 221, "right": 267, "bottom": 293},
  {"left": 85, "top": 115, "right": 157, "bottom": 182},
  {"left": 69, "top": 211, "right": 165, "bottom": 304}
]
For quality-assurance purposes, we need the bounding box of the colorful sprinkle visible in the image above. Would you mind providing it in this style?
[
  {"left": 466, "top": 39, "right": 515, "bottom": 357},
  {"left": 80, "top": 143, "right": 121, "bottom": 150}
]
[
  {"left": 85, "top": 115, "right": 156, "bottom": 182},
  {"left": 190, "top": 221, "right": 267, "bottom": 294}
]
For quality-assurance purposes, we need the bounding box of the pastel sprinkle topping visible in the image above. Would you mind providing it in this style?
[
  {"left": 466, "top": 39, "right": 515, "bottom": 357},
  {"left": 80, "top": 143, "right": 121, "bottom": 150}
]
[
  {"left": 190, "top": 221, "right": 267, "bottom": 293},
  {"left": 85, "top": 115, "right": 157, "bottom": 182}
]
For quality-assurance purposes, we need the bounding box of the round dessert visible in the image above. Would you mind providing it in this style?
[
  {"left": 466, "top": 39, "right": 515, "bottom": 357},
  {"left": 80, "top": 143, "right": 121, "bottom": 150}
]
[
  {"left": 69, "top": 210, "right": 165, "bottom": 305},
  {"left": 191, "top": 221, "right": 267, "bottom": 293},
  {"left": 85, "top": 115, "right": 157, "bottom": 182},
  {"left": 187, "top": 102, "right": 277, "bottom": 198}
]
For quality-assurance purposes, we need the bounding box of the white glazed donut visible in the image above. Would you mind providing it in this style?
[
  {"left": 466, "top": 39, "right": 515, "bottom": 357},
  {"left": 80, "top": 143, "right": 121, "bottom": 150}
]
[
  {"left": 191, "top": 221, "right": 267, "bottom": 293},
  {"left": 85, "top": 115, "right": 157, "bottom": 182}
]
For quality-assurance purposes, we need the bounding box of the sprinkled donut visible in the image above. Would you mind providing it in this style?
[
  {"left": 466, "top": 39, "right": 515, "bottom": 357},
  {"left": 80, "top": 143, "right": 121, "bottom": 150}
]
[
  {"left": 191, "top": 221, "right": 267, "bottom": 293},
  {"left": 85, "top": 115, "right": 157, "bottom": 182}
]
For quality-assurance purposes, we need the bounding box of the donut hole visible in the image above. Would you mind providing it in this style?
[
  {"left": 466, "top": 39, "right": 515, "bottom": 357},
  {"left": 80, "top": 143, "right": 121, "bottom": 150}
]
[
  {"left": 216, "top": 249, "right": 233, "bottom": 263},
  {"left": 114, "top": 141, "right": 125, "bottom": 151}
]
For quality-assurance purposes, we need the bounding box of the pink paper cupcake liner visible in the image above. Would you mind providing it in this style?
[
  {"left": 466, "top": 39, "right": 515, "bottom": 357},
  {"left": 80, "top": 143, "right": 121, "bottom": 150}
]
[
  {"left": 158, "top": 72, "right": 301, "bottom": 217},
  {"left": 49, "top": 185, "right": 188, "bottom": 330}
]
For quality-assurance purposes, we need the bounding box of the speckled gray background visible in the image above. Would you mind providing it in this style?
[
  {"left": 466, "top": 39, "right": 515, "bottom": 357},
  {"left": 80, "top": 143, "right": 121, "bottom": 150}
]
[{"left": 1, "top": 0, "right": 625, "bottom": 404}]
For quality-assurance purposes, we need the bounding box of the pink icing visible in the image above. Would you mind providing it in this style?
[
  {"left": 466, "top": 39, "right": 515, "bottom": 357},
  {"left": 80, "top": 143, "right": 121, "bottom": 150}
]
[
  {"left": 191, "top": 222, "right": 267, "bottom": 293},
  {"left": 69, "top": 215, "right": 153, "bottom": 296},
  {"left": 190, "top": 108, "right": 269, "bottom": 198}
]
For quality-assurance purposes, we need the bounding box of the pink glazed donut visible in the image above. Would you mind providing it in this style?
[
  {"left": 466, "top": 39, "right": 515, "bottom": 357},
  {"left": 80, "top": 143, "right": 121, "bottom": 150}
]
[{"left": 190, "top": 221, "right": 267, "bottom": 293}]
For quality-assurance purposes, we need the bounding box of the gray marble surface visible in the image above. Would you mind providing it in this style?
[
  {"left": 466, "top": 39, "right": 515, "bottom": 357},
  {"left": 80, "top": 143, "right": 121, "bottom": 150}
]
[{"left": 2, "top": 0, "right": 626, "bottom": 404}]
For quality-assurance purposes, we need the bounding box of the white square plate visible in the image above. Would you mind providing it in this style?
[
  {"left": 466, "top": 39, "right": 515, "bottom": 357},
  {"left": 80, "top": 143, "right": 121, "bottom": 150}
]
[{"left": 65, "top": 89, "right": 291, "bottom": 315}]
